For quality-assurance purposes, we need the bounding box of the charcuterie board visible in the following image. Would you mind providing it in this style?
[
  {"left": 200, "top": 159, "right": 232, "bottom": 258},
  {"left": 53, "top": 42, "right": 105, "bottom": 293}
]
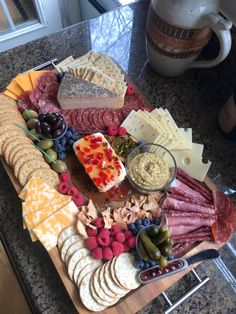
[{"left": 0, "top": 157, "right": 224, "bottom": 314}]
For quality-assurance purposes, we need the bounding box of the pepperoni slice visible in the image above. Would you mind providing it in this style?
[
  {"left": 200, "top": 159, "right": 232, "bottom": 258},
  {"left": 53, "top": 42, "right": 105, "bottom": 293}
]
[{"left": 102, "top": 110, "right": 114, "bottom": 127}]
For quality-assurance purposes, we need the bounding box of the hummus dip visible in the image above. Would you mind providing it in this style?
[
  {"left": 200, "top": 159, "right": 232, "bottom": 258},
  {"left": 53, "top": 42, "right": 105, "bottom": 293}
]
[{"left": 129, "top": 152, "right": 170, "bottom": 190}]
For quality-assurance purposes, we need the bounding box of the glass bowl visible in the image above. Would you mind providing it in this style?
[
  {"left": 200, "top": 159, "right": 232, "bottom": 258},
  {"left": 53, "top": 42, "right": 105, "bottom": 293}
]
[
  {"left": 126, "top": 143, "right": 176, "bottom": 194},
  {"left": 39, "top": 113, "right": 68, "bottom": 141}
]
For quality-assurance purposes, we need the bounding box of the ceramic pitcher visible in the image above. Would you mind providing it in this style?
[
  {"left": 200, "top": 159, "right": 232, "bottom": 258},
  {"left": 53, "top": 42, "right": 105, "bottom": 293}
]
[{"left": 146, "top": 0, "right": 232, "bottom": 77}]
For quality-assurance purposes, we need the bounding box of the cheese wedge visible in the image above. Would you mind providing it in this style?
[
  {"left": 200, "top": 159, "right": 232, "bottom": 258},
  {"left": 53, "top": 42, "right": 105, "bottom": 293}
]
[
  {"left": 15, "top": 73, "right": 33, "bottom": 92},
  {"left": 33, "top": 201, "right": 79, "bottom": 251}
]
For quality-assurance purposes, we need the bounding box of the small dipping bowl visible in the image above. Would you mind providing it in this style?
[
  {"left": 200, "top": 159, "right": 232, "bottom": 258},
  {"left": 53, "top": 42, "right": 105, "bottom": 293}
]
[
  {"left": 126, "top": 143, "right": 177, "bottom": 194},
  {"left": 38, "top": 112, "right": 67, "bottom": 141}
]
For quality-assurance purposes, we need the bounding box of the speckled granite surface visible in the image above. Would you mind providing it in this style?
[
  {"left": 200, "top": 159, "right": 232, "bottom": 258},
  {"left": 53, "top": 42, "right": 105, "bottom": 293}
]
[{"left": 0, "top": 1, "right": 236, "bottom": 313}]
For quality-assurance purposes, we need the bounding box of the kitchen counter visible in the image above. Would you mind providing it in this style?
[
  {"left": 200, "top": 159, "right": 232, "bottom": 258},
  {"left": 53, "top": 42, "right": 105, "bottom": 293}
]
[{"left": 0, "top": 0, "right": 235, "bottom": 313}]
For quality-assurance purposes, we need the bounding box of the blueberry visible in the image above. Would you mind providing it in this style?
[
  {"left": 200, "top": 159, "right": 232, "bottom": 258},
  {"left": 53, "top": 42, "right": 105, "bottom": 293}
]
[
  {"left": 54, "top": 140, "right": 60, "bottom": 146},
  {"left": 153, "top": 217, "right": 160, "bottom": 226},
  {"left": 58, "top": 152, "right": 66, "bottom": 160},
  {"left": 136, "top": 225, "right": 144, "bottom": 232},
  {"left": 68, "top": 127, "right": 76, "bottom": 133},
  {"left": 72, "top": 134, "right": 80, "bottom": 141},
  {"left": 68, "top": 139, "right": 74, "bottom": 146},
  {"left": 134, "top": 258, "right": 144, "bottom": 270},
  {"left": 66, "top": 131, "right": 73, "bottom": 138},
  {"left": 53, "top": 144, "right": 61, "bottom": 153},
  {"left": 60, "top": 137, "right": 67, "bottom": 146},
  {"left": 128, "top": 223, "right": 136, "bottom": 231},
  {"left": 142, "top": 218, "right": 150, "bottom": 226},
  {"left": 143, "top": 261, "right": 150, "bottom": 270},
  {"left": 132, "top": 229, "right": 139, "bottom": 235},
  {"left": 149, "top": 260, "right": 156, "bottom": 267},
  {"left": 65, "top": 145, "right": 72, "bottom": 152},
  {"left": 135, "top": 219, "right": 142, "bottom": 226}
]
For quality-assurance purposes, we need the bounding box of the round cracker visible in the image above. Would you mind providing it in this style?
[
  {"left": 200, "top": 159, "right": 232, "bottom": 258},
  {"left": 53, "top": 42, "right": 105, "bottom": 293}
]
[
  {"left": 18, "top": 160, "right": 50, "bottom": 186},
  {"left": 28, "top": 168, "right": 60, "bottom": 187},
  {"left": 0, "top": 95, "right": 17, "bottom": 107},
  {"left": 60, "top": 235, "right": 83, "bottom": 262},
  {"left": 104, "top": 260, "right": 128, "bottom": 296},
  {"left": 0, "top": 107, "right": 19, "bottom": 114},
  {"left": 57, "top": 226, "right": 77, "bottom": 250},
  {"left": 114, "top": 253, "right": 140, "bottom": 289},
  {"left": 77, "top": 261, "right": 102, "bottom": 288},
  {"left": 10, "top": 145, "right": 41, "bottom": 167},
  {"left": 65, "top": 240, "right": 85, "bottom": 266},
  {"left": 80, "top": 272, "right": 106, "bottom": 312},
  {"left": 3, "top": 137, "right": 31, "bottom": 164},
  {"left": 98, "top": 263, "right": 117, "bottom": 298},
  {"left": 0, "top": 128, "right": 26, "bottom": 155},
  {"left": 67, "top": 248, "right": 90, "bottom": 280},
  {"left": 91, "top": 267, "right": 119, "bottom": 307},
  {"left": 73, "top": 255, "right": 96, "bottom": 283},
  {"left": 14, "top": 155, "right": 44, "bottom": 178},
  {"left": 110, "top": 256, "right": 126, "bottom": 289}
]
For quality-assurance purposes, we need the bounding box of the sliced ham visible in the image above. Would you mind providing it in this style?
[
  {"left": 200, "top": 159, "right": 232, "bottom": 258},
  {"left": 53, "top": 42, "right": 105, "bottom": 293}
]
[
  {"left": 168, "top": 225, "right": 199, "bottom": 236},
  {"left": 165, "top": 214, "right": 215, "bottom": 227},
  {"left": 171, "top": 179, "right": 210, "bottom": 204},
  {"left": 162, "top": 196, "right": 215, "bottom": 215}
]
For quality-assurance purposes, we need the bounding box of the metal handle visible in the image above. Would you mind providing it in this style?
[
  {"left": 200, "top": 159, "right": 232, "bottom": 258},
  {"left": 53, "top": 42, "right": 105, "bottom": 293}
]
[{"left": 162, "top": 269, "right": 209, "bottom": 314}]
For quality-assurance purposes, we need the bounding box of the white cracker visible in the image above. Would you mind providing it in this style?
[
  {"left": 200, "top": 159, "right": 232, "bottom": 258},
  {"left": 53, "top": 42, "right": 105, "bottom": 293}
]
[
  {"left": 57, "top": 226, "right": 77, "bottom": 250},
  {"left": 73, "top": 255, "right": 96, "bottom": 283},
  {"left": 67, "top": 248, "right": 90, "bottom": 279},
  {"left": 65, "top": 240, "right": 85, "bottom": 265},
  {"left": 98, "top": 263, "right": 116, "bottom": 298},
  {"left": 104, "top": 260, "right": 128, "bottom": 296},
  {"left": 79, "top": 272, "right": 106, "bottom": 312},
  {"left": 60, "top": 234, "right": 83, "bottom": 262},
  {"left": 76, "top": 261, "right": 101, "bottom": 288}
]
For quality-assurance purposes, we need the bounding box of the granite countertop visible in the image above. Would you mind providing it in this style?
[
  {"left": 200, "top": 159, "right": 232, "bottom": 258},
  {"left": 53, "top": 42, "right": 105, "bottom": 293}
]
[{"left": 0, "top": 1, "right": 236, "bottom": 313}]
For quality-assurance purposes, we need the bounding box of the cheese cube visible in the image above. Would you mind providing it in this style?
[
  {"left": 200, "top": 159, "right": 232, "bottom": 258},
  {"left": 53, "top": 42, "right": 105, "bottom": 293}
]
[{"left": 73, "top": 133, "right": 126, "bottom": 192}]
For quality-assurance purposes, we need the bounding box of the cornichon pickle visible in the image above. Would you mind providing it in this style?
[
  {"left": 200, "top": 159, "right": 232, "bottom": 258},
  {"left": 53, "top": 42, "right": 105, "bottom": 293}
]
[
  {"left": 139, "top": 230, "right": 161, "bottom": 261},
  {"left": 160, "top": 244, "right": 173, "bottom": 257},
  {"left": 159, "top": 238, "right": 174, "bottom": 247},
  {"left": 158, "top": 255, "right": 168, "bottom": 267},
  {"left": 152, "top": 231, "right": 171, "bottom": 246},
  {"left": 147, "top": 225, "right": 159, "bottom": 237},
  {"left": 137, "top": 240, "right": 150, "bottom": 261},
  {"left": 159, "top": 226, "right": 167, "bottom": 233}
]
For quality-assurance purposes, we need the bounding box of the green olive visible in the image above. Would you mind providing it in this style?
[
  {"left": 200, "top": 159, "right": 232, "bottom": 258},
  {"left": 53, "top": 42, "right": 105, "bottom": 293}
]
[
  {"left": 52, "top": 160, "right": 68, "bottom": 173},
  {"left": 158, "top": 255, "right": 168, "bottom": 267},
  {"left": 28, "top": 128, "right": 39, "bottom": 141},
  {"left": 26, "top": 118, "right": 39, "bottom": 130},
  {"left": 38, "top": 139, "right": 54, "bottom": 150},
  {"left": 22, "top": 110, "right": 38, "bottom": 121},
  {"left": 44, "top": 149, "right": 57, "bottom": 164},
  {"left": 159, "top": 226, "right": 167, "bottom": 233}
]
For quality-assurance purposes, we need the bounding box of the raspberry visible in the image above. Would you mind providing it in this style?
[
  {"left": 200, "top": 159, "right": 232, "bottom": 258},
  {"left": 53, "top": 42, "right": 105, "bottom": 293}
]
[
  {"left": 126, "top": 84, "right": 135, "bottom": 95},
  {"left": 97, "top": 233, "right": 110, "bottom": 247},
  {"left": 127, "top": 236, "right": 136, "bottom": 249},
  {"left": 67, "top": 186, "right": 78, "bottom": 197},
  {"left": 99, "top": 228, "right": 110, "bottom": 236},
  {"left": 114, "top": 232, "right": 125, "bottom": 243},
  {"left": 118, "top": 127, "right": 127, "bottom": 136},
  {"left": 124, "top": 230, "right": 133, "bottom": 240},
  {"left": 107, "top": 125, "right": 118, "bottom": 136},
  {"left": 85, "top": 237, "right": 98, "bottom": 250},
  {"left": 111, "top": 225, "right": 121, "bottom": 234},
  {"left": 57, "top": 182, "right": 69, "bottom": 195},
  {"left": 73, "top": 194, "right": 85, "bottom": 206},
  {"left": 86, "top": 226, "right": 98, "bottom": 236},
  {"left": 93, "top": 218, "right": 104, "bottom": 229},
  {"left": 91, "top": 247, "right": 103, "bottom": 260},
  {"left": 123, "top": 242, "right": 130, "bottom": 252},
  {"left": 59, "top": 172, "right": 71, "bottom": 183},
  {"left": 103, "top": 247, "right": 113, "bottom": 260},
  {"left": 112, "top": 241, "right": 124, "bottom": 256}
]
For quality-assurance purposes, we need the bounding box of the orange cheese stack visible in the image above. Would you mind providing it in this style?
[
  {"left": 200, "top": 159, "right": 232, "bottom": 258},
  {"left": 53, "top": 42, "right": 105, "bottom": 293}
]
[
  {"left": 19, "top": 177, "right": 80, "bottom": 250},
  {"left": 3, "top": 70, "right": 48, "bottom": 100}
]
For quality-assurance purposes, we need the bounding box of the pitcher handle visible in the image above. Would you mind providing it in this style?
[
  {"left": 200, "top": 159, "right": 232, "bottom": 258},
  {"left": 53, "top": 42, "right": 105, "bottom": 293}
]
[{"left": 190, "top": 13, "right": 232, "bottom": 69}]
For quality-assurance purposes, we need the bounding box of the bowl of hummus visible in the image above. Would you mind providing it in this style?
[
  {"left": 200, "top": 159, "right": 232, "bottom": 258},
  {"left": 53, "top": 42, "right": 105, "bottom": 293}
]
[{"left": 126, "top": 143, "right": 176, "bottom": 194}]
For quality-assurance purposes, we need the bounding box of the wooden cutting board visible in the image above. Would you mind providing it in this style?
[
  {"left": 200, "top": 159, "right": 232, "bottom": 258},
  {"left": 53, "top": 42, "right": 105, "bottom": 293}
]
[{"left": 0, "top": 157, "right": 224, "bottom": 313}]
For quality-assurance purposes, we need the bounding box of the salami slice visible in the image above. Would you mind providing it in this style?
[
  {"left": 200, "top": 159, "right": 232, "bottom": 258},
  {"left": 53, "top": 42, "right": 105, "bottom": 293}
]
[
  {"left": 165, "top": 214, "right": 215, "bottom": 227},
  {"left": 168, "top": 225, "right": 198, "bottom": 236},
  {"left": 96, "top": 109, "right": 106, "bottom": 130},
  {"left": 92, "top": 109, "right": 105, "bottom": 130},
  {"left": 165, "top": 210, "right": 216, "bottom": 219},
  {"left": 173, "top": 235, "right": 212, "bottom": 244},
  {"left": 212, "top": 219, "right": 234, "bottom": 243},
  {"left": 169, "top": 193, "right": 214, "bottom": 209},
  {"left": 102, "top": 110, "right": 114, "bottom": 127},
  {"left": 111, "top": 110, "right": 120, "bottom": 126},
  {"left": 172, "top": 241, "right": 195, "bottom": 257},
  {"left": 88, "top": 109, "right": 98, "bottom": 130}
]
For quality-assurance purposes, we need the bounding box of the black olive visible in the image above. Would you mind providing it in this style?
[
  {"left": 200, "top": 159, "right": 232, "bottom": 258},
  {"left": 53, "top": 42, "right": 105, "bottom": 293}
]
[
  {"left": 41, "top": 122, "right": 51, "bottom": 134},
  {"left": 35, "top": 121, "right": 42, "bottom": 134},
  {"left": 61, "top": 123, "right": 66, "bottom": 131},
  {"left": 42, "top": 132, "right": 53, "bottom": 139},
  {"left": 38, "top": 112, "right": 48, "bottom": 122},
  {"left": 51, "top": 119, "right": 63, "bottom": 130},
  {"left": 51, "top": 112, "right": 60, "bottom": 118},
  {"left": 45, "top": 114, "right": 57, "bottom": 124},
  {"left": 52, "top": 129, "right": 63, "bottom": 138}
]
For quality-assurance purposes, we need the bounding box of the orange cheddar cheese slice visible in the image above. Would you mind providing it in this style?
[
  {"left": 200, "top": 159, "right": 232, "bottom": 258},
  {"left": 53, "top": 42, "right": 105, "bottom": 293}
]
[
  {"left": 6, "top": 79, "right": 24, "bottom": 97},
  {"left": 15, "top": 73, "right": 33, "bottom": 92},
  {"left": 29, "top": 70, "right": 48, "bottom": 89},
  {"left": 33, "top": 201, "right": 79, "bottom": 251},
  {"left": 3, "top": 89, "right": 18, "bottom": 100}
]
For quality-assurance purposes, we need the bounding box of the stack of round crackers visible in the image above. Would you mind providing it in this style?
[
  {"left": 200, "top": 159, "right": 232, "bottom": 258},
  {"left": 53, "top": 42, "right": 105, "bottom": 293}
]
[
  {"left": 0, "top": 95, "right": 59, "bottom": 187},
  {"left": 58, "top": 226, "right": 140, "bottom": 312}
]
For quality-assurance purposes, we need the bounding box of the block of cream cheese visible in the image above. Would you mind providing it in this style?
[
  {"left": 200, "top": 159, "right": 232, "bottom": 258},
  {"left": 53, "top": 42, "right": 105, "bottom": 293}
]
[
  {"left": 73, "top": 133, "right": 126, "bottom": 192},
  {"left": 57, "top": 73, "right": 124, "bottom": 109}
]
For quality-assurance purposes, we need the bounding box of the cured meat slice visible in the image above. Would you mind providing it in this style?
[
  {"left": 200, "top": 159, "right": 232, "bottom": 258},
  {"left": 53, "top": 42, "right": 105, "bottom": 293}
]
[
  {"left": 168, "top": 225, "right": 198, "bottom": 236},
  {"left": 162, "top": 196, "right": 215, "bottom": 215},
  {"left": 176, "top": 168, "right": 212, "bottom": 201},
  {"left": 172, "top": 241, "right": 195, "bottom": 257},
  {"left": 171, "top": 179, "right": 209, "bottom": 204},
  {"left": 96, "top": 109, "right": 106, "bottom": 129},
  {"left": 102, "top": 110, "right": 114, "bottom": 127},
  {"left": 165, "top": 210, "right": 216, "bottom": 219},
  {"left": 173, "top": 235, "right": 212, "bottom": 244},
  {"left": 165, "top": 214, "right": 215, "bottom": 227},
  {"left": 169, "top": 193, "right": 214, "bottom": 209},
  {"left": 212, "top": 219, "right": 234, "bottom": 243}
]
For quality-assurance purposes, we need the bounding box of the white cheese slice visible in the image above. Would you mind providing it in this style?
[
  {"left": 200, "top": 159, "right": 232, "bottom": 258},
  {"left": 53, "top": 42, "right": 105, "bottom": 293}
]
[
  {"left": 176, "top": 128, "right": 193, "bottom": 150},
  {"left": 121, "top": 110, "right": 161, "bottom": 143},
  {"left": 170, "top": 150, "right": 211, "bottom": 182},
  {"left": 191, "top": 143, "right": 204, "bottom": 157}
]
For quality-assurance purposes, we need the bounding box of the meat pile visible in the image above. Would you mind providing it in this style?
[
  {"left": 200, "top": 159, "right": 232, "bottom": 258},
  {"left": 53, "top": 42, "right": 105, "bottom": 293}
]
[
  {"left": 19, "top": 71, "right": 151, "bottom": 134},
  {"left": 162, "top": 168, "right": 236, "bottom": 257}
]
